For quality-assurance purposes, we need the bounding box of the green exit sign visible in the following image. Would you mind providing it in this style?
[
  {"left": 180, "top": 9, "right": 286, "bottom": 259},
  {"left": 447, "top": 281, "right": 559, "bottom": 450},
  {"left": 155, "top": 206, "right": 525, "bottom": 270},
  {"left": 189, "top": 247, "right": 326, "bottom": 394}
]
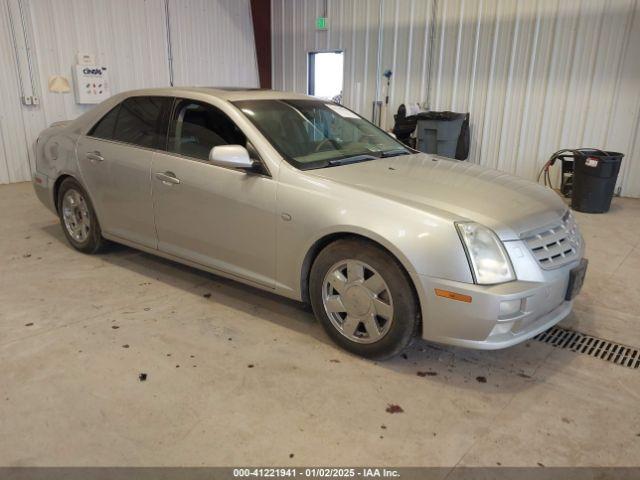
[{"left": 316, "top": 17, "right": 328, "bottom": 30}]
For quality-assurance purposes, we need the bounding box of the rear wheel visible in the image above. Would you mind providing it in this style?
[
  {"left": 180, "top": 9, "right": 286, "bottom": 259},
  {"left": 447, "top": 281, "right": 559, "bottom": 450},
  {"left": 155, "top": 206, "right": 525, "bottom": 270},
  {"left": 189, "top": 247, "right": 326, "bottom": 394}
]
[
  {"left": 309, "top": 239, "right": 419, "bottom": 359},
  {"left": 57, "top": 177, "right": 105, "bottom": 254}
]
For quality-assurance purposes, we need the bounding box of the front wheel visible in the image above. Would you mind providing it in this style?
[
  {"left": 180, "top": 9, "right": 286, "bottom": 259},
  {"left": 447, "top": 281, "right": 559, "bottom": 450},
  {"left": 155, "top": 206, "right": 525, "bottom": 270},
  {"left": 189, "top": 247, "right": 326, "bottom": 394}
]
[
  {"left": 309, "top": 239, "right": 419, "bottom": 359},
  {"left": 57, "top": 177, "right": 105, "bottom": 254}
]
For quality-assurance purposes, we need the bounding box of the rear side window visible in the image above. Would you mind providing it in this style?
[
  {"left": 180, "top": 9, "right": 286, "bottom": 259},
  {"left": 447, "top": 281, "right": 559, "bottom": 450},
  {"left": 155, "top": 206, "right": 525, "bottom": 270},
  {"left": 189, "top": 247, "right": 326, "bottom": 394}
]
[
  {"left": 88, "top": 96, "right": 172, "bottom": 149},
  {"left": 113, "top": 97, "right": 171, "bottom": 148},
  {"left": 89, "top": 105, "right": 120, "bottom": 140}
]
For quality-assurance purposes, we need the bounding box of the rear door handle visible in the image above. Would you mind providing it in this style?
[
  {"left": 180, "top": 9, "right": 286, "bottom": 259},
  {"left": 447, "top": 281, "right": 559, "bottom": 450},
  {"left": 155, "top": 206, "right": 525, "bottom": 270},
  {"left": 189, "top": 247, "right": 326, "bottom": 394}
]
[
  {"left": 86, "top": 151, "right": 104, "bottom": 163},
  {"left": 155, "top": 171, "right": 180, "bottom": 185}
]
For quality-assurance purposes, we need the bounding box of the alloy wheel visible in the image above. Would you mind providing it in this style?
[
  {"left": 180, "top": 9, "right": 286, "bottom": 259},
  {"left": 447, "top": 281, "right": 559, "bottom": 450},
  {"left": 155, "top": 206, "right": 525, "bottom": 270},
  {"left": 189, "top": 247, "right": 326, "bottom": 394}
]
[
  {"left": 321, "top": 259, "right": 394, "bottom": 344},
  {"left": 62, "top": 188, "right": 91, "bottom": 243}
]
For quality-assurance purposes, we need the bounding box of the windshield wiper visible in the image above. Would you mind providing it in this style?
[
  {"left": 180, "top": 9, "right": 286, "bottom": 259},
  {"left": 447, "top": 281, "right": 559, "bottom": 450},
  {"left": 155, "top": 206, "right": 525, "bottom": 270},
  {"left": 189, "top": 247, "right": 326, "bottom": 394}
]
[
  {"left": 381, "top": 148, "right": 410, "bottom": 158},
  {"left": 328, "top": 154, "right": 377, "bottom": 166}
]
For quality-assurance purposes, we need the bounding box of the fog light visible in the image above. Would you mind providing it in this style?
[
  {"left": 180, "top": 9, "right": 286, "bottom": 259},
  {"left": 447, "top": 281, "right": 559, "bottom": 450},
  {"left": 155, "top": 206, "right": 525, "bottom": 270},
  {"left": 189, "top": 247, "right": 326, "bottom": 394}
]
[
  {"left": 490, "top": 323, "right": 513, "bottom": 336},
  {"left": 499, "top": 299, "right": 521, "bottom": 317}
]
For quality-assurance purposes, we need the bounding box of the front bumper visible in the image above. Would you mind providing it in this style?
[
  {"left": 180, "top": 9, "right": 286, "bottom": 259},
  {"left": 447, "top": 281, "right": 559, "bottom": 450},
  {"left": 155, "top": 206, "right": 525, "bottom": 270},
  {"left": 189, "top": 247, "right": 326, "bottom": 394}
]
[{"left": 417, "top": 260, "right": 580, "bottom": 349}]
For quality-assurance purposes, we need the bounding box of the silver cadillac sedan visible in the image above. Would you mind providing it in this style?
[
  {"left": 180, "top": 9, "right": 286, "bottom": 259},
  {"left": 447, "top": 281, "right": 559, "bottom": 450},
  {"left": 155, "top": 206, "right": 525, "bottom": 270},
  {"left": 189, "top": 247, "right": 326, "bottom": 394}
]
[{"left": 32, "top": 87, "right": 587, "bottom": 359}]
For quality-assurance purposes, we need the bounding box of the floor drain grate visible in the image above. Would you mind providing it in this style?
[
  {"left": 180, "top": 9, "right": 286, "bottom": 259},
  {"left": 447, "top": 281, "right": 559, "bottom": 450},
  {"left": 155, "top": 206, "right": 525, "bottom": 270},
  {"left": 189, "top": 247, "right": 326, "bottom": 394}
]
[{"left": 535, "top": 326, "right": 640, "bottom": 369}]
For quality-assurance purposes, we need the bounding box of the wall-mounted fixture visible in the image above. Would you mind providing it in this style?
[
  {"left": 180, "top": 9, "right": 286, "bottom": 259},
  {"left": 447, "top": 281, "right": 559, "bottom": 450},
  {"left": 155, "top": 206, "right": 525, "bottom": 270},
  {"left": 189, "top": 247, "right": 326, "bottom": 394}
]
[
  {"left": 315, "top": 16, "right": 328, "bottom": 30},
  {"left": 71, "top": 53, "right": 111, "bottom": 104},
  {"left": 48, "top": 75, "right": 71, "bottom": 93},
  {"left": 7, "top": 0, "right": 41, "bottom": 106},
  {"left": 315, "top": 0, "right": 328, "bottom": 31},
  {"left": 76, "top": 52, "right": 96, "bottom": 66}
]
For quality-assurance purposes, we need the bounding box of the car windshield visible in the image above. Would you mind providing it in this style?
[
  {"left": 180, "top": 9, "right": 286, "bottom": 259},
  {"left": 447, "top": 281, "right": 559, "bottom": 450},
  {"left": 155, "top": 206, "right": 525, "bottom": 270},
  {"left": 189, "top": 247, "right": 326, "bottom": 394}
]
[{"left": 233, "top": 99, "right": 409, "bottom": 170}]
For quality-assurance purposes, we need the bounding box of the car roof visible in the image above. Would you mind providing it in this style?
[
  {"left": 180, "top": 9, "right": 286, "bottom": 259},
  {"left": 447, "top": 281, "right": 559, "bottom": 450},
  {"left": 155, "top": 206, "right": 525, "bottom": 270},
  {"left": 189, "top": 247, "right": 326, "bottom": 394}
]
[{"left": 119, "top": 87, "right": 312, "bottom": 102}]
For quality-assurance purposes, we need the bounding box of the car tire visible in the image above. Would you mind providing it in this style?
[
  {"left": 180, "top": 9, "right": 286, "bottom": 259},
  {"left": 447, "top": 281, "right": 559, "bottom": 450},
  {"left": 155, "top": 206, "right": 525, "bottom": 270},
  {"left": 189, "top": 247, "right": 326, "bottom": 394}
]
[
  {"left": 57, "top": 177, "right": 105, "bottom": 254},
  {"left": 309, "top": 238, "right": 419, "bottom": 359}
]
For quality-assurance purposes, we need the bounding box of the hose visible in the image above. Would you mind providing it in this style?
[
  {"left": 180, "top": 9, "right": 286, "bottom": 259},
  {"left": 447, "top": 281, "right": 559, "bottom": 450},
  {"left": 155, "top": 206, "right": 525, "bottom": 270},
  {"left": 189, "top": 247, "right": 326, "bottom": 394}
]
[{"left": 537, "top": 148, "right": 609, "bottom": 189}]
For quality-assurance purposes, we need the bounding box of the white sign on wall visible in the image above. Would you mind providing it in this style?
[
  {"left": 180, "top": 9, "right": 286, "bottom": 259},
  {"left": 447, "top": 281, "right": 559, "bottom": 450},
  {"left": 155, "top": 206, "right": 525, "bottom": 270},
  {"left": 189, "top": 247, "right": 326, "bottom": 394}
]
[
  {"left": 76, "top": 52, "right": 96, "bottom": 66},
  {"left": 72, "top": 65, "right": 110, "bottom": 104}
]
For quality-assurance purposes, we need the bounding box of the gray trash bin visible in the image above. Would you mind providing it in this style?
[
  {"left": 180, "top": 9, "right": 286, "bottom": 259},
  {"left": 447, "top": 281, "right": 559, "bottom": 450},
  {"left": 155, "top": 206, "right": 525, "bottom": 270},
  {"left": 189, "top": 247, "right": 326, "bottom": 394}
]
[{"left": 415, "top": 111, "right": 469, "bottom": 159}]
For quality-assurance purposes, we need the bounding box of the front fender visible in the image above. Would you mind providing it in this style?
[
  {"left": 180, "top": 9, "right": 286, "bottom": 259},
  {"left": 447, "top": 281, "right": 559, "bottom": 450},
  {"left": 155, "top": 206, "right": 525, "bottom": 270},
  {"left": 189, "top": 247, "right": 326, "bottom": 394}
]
[{"left": 274, "top": 166, "right": 473, "bottom": 301}]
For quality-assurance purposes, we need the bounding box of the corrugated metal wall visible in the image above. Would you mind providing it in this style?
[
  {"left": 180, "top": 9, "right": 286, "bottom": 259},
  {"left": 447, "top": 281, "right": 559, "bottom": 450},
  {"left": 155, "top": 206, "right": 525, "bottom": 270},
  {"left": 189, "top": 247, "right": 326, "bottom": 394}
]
[
  {"left": 272, "top": 0, "right": 640, "bottom": 198},
  {"left": 0, "top": 0, "right": 258, "bottom": 184},
  {"left": 0, "top": 0, "right": 34, "bottom": 183},
  {"left": 431, "top": 0, "right": 640, "bottom": 195},
  {"left": 167, "top": 0, "right": 258, "bottom": 87},
  {"left": 29, "top": 0, "right": 171, "bottom": 126}
]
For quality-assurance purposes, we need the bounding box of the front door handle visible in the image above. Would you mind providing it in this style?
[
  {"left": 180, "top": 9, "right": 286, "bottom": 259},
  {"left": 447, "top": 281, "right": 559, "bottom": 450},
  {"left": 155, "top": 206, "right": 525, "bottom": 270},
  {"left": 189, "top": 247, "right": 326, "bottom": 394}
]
[
  {"left": 86, "top": 151, "right": 104, "bottom": 163},
  {"left": 155, "top": 171, "right": 180, "bottom": 185}
]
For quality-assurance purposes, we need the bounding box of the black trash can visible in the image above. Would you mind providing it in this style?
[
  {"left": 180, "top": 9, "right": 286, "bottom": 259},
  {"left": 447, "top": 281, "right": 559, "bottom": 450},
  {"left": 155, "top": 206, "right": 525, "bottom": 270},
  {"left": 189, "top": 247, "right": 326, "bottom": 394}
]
[{"left": 571, "top": 149, "right": 623, "bottom": 213}]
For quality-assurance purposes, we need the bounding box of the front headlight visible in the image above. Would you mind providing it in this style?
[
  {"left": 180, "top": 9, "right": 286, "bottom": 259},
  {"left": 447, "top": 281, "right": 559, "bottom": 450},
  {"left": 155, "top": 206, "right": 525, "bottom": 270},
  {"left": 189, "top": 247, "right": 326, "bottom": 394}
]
[{"left": 455, "top": 222, "right": 515, "bottom": 285}]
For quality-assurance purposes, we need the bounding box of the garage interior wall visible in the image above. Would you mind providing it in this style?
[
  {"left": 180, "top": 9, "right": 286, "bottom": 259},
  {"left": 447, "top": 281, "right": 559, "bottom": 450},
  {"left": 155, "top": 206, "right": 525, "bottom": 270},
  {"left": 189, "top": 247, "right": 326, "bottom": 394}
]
[
  {"left": 0, "top": 0, "right": 259, "bottom": 185},
  {"left": 272, "top": 0, "right": 640, "bottom": 198}
]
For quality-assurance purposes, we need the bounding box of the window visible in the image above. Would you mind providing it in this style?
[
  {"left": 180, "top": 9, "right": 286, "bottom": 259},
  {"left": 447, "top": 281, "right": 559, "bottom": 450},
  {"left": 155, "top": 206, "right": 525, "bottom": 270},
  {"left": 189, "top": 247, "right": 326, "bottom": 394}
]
[
  {"left": 88, "top": 96, "right": 171, "bottom": 149},
  {"left": 113, "top": 96, "right": 171, "bottom": 149},
  {"left": 169, "top": 99, "right": 246, "bottom": 160},
  {"left": 89, "top": 105, "right": 120, "bottom": 140},
  {"left": 308, "top": 51, "right": 344, "bottom": 103},
  {"left": 234, "top": 99, "right": 407, "bottom": 170}
]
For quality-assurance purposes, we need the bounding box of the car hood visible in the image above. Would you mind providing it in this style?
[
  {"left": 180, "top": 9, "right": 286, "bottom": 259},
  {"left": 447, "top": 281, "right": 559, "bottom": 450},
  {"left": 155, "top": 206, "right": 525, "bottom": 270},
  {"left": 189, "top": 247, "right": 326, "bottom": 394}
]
[{"left": 308, "top": 153, "right": 567, "bottom": 240}]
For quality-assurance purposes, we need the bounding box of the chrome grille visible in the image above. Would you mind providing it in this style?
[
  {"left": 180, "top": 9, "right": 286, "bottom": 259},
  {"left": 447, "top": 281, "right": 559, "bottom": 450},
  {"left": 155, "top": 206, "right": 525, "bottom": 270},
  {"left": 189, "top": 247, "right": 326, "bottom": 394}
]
[{"left": 522, "top": 211, "right": 581, "bottom": 269}]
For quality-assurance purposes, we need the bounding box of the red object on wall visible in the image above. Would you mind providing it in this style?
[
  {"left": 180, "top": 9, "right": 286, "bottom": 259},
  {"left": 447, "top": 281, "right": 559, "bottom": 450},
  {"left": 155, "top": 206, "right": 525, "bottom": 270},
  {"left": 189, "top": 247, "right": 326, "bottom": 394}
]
[{"left": 251, "top": 0, "right": 272, "bottom": 89}]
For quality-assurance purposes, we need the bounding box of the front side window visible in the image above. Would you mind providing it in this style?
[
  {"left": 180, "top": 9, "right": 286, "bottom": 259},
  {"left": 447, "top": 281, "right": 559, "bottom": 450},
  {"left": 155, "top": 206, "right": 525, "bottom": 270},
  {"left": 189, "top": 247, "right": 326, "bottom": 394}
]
[
  {"left": 89, "top": 96, "right": 171, "bottom": 149},
  {"left": 233, "top": 99, "right": 408, "bottom": 170},
  {"left": 168, "top": 99, "right": 246, "bottom": 160}
]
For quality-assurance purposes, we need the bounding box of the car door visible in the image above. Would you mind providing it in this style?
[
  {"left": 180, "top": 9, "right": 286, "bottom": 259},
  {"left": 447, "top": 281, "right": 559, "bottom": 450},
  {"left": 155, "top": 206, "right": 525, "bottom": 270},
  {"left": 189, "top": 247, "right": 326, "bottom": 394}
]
[
  {"left": 151, "top": 98, "right": 277, "bottom": 288},
  {"left": 76, "top": 96, "right": 172, "bottom": 248}
]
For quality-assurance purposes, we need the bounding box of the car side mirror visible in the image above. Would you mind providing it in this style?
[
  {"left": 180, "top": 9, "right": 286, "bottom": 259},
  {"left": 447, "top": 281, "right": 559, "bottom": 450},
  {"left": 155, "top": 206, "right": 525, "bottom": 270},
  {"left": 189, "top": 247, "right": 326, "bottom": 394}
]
[{"left": 209, "top": 145, "right": 256, "bottom": 171}]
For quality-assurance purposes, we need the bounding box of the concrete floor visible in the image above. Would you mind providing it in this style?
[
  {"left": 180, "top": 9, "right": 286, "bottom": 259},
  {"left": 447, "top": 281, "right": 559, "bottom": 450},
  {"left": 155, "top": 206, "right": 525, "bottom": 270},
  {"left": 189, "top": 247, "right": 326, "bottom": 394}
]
[{"left": 1, "top": 181, "right": 639, "bottom": 467}]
